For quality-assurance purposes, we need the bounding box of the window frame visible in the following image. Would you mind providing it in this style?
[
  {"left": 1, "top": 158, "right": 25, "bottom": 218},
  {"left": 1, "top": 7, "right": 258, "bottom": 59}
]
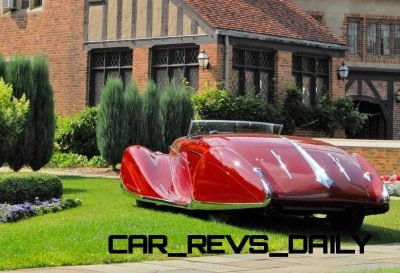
[
  {"left": 231, "top": 47, "right": 275, "bottom": 102},
  {"left": 292, "top": 54, "right": 330, "bottom": 106},
  {"left": 366, "top": 22, "right": 378, "bottom": 55},
  {"left": 395, "top": 24, "right": 400, "bottom": 56},
  {"left": 151, "top": 45, "right": 199, "bottom": 91},
  {"left": 348, "top": 21, "right": 359, "bottom": 54},
  {"left": 88, "top": 49, "right": 133, "bottom": 106}
]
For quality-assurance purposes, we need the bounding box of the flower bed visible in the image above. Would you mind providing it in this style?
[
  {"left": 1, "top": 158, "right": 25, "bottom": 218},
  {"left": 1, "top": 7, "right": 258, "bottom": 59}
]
[
  {"left": 0, "top": 198, "right": 82, "bottom": 223},
  {"left": 381, "top": 175, "right": 400, "bottom": 197}
]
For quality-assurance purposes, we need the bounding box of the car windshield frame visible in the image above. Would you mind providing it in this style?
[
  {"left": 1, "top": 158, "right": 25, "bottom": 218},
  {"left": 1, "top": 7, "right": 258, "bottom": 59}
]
[{"left": 187, "top": 120, "right": 284, "bottom": 138}]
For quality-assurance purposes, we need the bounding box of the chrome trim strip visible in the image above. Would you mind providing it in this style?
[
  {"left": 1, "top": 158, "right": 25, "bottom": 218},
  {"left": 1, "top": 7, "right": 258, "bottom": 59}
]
[
  {"left": 282, "top": 137, "right": 334, "bottom": 189},
  {"left": 271, "top": 150, "right": 293, "bottom": 179},
  {"left": 121, "top": 181, "right": 271, "bottom": 211},
  {"left": 328, "top": 153, "right": 351, "bottom": 182},
  {"left": 363, "top": 172, "right": 373, "bottom": 182}
]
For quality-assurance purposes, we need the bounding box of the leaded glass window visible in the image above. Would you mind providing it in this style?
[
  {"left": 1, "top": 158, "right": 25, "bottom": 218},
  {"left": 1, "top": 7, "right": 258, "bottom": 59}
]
[
  {"left": 395, "top": 25, "right": 400, "bottom": 56},
  {"left": 348, "top": 22, "right": 359, "bottom": 54},
  {"left": 21, "top": 0, "right": 30, "bottom": 9},
  {"left": 89, "top": 49, "right": 133, "bottom": 106},
  {"left": 367, "top": 23, "right": 377, "bottom": 54},
  {"left": 293, "top": 55, "right": 329, "bottom": 106},
  {"left": 231, "top": 48, "right": 275, "bottom": 102},
  {"left": 152, "top": 46, "right": 199, "bottom": 91},
  {"left": 381, "top": 24, "right": 391, "bottom": 56}
]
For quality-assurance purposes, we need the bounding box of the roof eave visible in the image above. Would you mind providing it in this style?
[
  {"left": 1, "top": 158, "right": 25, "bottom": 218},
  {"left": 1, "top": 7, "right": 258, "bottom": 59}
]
[{"left": 216, "top": 29, "right": 347, "bottom": 51}]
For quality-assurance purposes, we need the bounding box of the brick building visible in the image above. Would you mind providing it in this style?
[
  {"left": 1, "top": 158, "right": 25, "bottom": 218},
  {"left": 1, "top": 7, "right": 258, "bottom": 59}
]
[
  {"left": 2, "top": 0, "right": 348, "bottom": 132},
  {"left": 295, "top": 0, "right": 400, "bottom": 140}
]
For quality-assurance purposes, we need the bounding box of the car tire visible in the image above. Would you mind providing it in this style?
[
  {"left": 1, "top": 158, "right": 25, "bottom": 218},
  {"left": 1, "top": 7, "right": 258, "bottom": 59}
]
[
  {"left": 328, "top": 211, "right": 364, "bottom": 232},
  {"left": 136, "top": 200, "right": 156, "bottom": 209}
]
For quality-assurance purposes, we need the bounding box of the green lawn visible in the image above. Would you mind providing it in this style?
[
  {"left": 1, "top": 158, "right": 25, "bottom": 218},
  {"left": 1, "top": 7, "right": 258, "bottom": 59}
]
[
  {"left": 0, "top": 176, "right": 399, "bottom": 270},
  {"left": 338, "top": 268, "right": 400, "bottom": 273}
]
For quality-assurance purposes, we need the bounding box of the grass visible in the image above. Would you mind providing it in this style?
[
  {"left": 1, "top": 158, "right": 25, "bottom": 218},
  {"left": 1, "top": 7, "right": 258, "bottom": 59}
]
[
  {"left": 338, "top": 268, "right": 400, "bottom": 273},
  {"left": 0, "top": 176, "right": 399, "bottom": 270}
]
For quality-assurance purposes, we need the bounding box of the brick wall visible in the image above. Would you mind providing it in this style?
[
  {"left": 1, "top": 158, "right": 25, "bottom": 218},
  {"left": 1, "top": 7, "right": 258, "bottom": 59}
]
[
  {"left": 0, "top": 0, "right": 87, "bottom": 115},
  {"left": 199, "top": 43, "right": 224, "bottom": 90},
  {"left": 132, "top": 48, "right": 151, "bottom": 92},
  {"left": 330, "top": 57, "right": 345, "bottom": 99},
  {"left": 341, "top": 147, "right": 400, "bottom": 175},
  {"left": 275, "top": 51, "right": 293, "bottom": 102}
]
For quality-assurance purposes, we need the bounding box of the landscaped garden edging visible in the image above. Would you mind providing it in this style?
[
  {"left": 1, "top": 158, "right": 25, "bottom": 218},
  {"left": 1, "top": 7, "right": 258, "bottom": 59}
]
[{"left": 315, "top": 138, "right": 400, "bottom": 175}]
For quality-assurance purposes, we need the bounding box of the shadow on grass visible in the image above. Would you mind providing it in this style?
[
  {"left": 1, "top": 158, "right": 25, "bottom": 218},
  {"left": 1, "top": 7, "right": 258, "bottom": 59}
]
[
  {"left": 140, "top": 204, "right": 400, "bottom": 245},
  {"left": 63, "top": 188, "right": 88, "bottom": 194}
]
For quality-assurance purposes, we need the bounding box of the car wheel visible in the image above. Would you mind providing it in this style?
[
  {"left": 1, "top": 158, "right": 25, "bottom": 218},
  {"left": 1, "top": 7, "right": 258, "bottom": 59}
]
[
  {"left": 136, "top": 200, "right": 156, "bottom": 209},
  {"left": 328, "top": 211, "right": 364, "bottom": 232}
]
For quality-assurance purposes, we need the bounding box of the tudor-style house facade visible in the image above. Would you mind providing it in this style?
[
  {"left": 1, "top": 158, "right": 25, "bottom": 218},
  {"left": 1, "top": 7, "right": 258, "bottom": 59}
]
[
  {"left": 295, "top": 0, "right": 400, "bottom": 140},
  {"left": 2, "top": 0, "right": 348, "bottom": 134}
]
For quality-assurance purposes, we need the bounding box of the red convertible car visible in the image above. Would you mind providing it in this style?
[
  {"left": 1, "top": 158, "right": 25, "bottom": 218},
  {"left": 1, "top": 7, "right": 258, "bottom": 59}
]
[{"left": 121, "top": 120, "right": 390, "bottom": 231}]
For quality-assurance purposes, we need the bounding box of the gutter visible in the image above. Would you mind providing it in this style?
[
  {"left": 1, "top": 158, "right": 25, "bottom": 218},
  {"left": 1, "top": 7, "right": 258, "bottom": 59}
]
[
  {"left": 216, "top": 29, "right": 347, "bottom": 51},
  {"left": 224, "top": 35, "right": 230, "bottom": 90}
]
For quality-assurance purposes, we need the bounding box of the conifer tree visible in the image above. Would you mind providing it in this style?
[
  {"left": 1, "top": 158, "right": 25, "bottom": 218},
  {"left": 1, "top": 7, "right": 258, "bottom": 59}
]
[
  {"left": 124, "top": 80, "right": 144, "bottom": 146},
  {"left": 0, "top": 54, "right": 6, "bottom": 79},
  {"left": 6, "top": 56, "right": 35, "bottom": 171},
  {"left": 29, "top": 56, "right": 56, "bottom": 171},
  {"left": 96, "top": 77, "right": 128, "bottom": 170},
  {"left": 142, "top": 81, "right": 163, "bottom": 151}
]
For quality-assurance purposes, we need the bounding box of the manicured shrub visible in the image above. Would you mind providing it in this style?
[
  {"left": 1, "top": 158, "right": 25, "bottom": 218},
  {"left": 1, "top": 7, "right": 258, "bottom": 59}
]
[
  {"left": 281, "top": 86, "right": 311, "bottom": 135},
  {"left": 55, "top": 107, "right": 99, "bottom": 158},
  {"left": 334, "top": 98, "right": 368, "bottom": 137},
  {"left": 305, "top": 95, "right": 338, "bottom": 137},
  {"left": 0, "top": 54, "right": 5, "bottom": 79},
  {"left": 124, "top": 81, "right": 144, "bottom": 146},
  {"left": 47, "top": 152, "right": 109, "bottom": 168},
  {"left": 47, "top": 152, "right": 89, "bottom": 168},
  {"left": 231, "top": 94, "right": 281, "bottom": 123},
  {"left": 29, "top": 56, "right": 56, "bottom": 171},
  {"left": 0, "top": 79, "right": 29, "bottom": 166},
  {"left": 143, "top": 81, "right": 163, "bottom": 151},
  {"left": 0, "top": 173, "right": 63, "bottom": 205},
  {"left": 96, "top": 77, "right": 128, "bottom": 170},
  {"left": 5, "top": 56, "right": 35, "bottom": 171},
  {"left": 160, "top": 81, "right": 194, "bottom": 151},
  {"left": 192, "top": 88, "right": 280, "bottom": 124},
  {"left": 87, "top": 155, "right": 109, "bottom": 168},
  {"left": 192, "top": 88, "right": 234, "bottom": 120}
]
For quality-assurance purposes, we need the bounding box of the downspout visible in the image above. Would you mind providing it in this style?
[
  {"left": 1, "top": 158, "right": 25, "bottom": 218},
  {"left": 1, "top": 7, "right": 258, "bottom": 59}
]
[{"left": 224, "top": 35, "right": 230, "bottom": 90}]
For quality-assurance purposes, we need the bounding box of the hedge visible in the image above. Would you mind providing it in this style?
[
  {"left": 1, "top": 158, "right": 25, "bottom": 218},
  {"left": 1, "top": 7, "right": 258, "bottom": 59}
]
[{"left": 0, "top": 173, "right": 63, "bottom": 205}]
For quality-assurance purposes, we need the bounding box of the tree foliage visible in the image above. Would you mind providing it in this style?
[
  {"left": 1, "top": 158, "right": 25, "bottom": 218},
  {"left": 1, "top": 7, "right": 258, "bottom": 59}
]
[
  {"left": 96, "top": 77, "right": 128, "bottom": 169},
  {"left": 124, "top": 81, "right": 143, "bottom": 146},
  {"left": 160, "top": 81, "right": 194, "bottom": 151},
  {"left": 56, "top": 107, "right": 99, "bottom": 158},
  {"left": 0, "top": 54, "right": 5, "bottom": 80},
  {"left": 143, "top": 81, "right": 163, "bottom": 151},
  {"left": 0, "top": 80, "right": 29, "bottom": 166},
  {"left": 5, "top": 56, "right": 35, "bottom": 171},
  {"left": 28, "top": 56, "right": 56, "bottom": 171}
]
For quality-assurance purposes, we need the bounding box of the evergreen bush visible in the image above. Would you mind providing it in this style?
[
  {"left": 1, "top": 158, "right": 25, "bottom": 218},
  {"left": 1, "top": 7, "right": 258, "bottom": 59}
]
[
  {"left": 281, "top": 85, "right": 310, "bottom": 135},
  {"left": 29, "top": 56, "right": 56, "bottom": 171},
  {"left": 5, "top": 56, "right": 35, "bottom": 171},
  {"left": 160, "top": 81, "right": 194, "bottom": 151},
  {"left": 192, "top": 88, "right": 234, "bottom": 120},
  {"left": 0, "top": 173, "right": 63, "bottom": 205},
  {"left": 55, "top": 107, "right": 99, "bottom": 158},
  {"left": 124, "top": 81, "right": 144, "bottom": 146},
  {"left": 0, "top": 54, "right": 5, "bottom": 79},
  {"left": 96, "top": 77, "right": 128, "bottom": 170},
  {"left": 143, "top": 81, "right": 163, "bottom": 151}
]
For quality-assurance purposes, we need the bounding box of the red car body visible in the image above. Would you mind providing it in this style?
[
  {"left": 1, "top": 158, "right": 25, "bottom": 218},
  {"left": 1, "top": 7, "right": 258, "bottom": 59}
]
[{"left": 121, "top": 121, "right": 389, "bottom": 230}]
